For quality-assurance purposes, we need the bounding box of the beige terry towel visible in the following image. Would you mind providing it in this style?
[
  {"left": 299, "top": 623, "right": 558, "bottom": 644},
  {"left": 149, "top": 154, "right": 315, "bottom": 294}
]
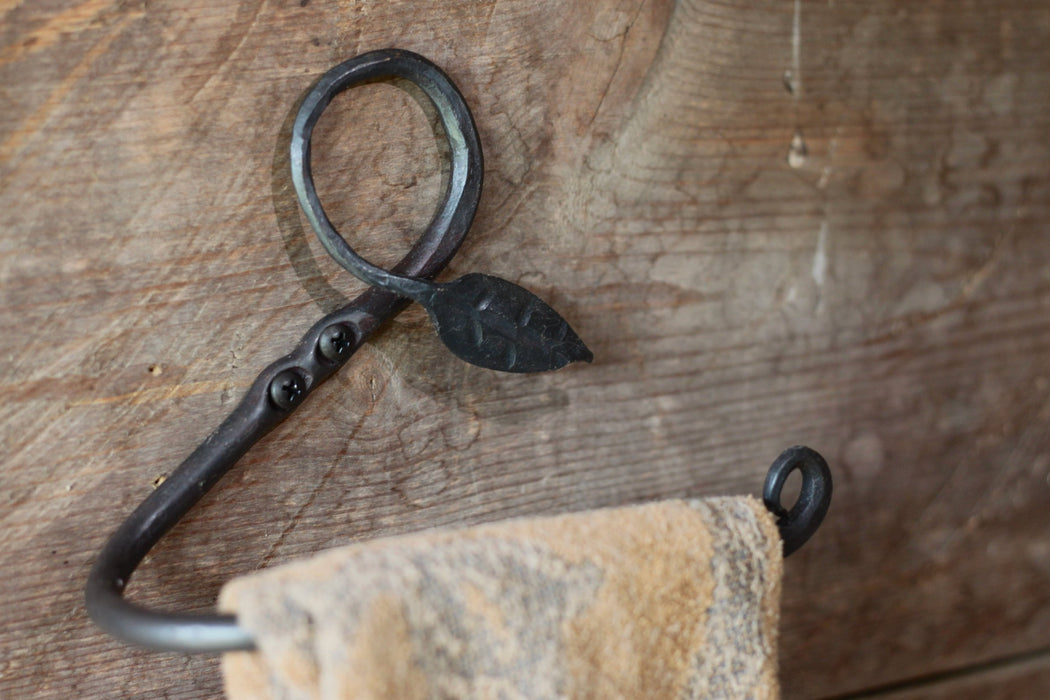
[{"left": 221, "top": 496, "right": 783, "bottom": 700}]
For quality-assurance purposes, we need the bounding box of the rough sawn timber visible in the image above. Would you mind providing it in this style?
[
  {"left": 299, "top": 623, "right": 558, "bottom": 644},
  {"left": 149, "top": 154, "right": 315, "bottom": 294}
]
[{"left": 2, "top": 1, "right": 1050, "bottom": 698}]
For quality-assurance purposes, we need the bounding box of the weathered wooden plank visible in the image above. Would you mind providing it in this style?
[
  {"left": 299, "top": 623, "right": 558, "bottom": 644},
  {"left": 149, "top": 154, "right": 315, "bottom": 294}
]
[
  {"left": 2, "top": 1, "right": 1050, "bottom": 698},
  {"left": 835, "top": 649, "right": 1050, "bottom": 699}
]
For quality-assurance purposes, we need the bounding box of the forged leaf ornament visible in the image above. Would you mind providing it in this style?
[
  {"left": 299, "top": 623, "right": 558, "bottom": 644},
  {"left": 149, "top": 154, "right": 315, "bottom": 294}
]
[{"left": 422, "top": 273, "right": 593, "bottom": 373}]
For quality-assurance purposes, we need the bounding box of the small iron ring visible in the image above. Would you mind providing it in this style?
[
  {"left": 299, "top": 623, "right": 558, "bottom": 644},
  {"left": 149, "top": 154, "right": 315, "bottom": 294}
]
[{"left": 763, "top": 446, "right": 833, "bottom": 556}]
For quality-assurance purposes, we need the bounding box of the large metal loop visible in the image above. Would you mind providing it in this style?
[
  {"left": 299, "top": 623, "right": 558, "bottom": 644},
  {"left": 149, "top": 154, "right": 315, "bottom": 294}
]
[{"left": 290, "top": 49, "right": 482, "bottom": 295}]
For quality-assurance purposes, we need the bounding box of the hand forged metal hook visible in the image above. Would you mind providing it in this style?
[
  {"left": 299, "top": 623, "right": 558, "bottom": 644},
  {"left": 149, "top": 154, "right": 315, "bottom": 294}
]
[
  {"left": 85, "top": 48, "right": 592, "bottom": 655},
  {"left": 84, "top": 49, "right": 831, "bottom": 655}
]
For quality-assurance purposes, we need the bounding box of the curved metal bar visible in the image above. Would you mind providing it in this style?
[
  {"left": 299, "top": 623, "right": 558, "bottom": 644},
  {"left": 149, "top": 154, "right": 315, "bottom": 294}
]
[
  {"left": 763, "top": 445, "right": 833, "bottom": 556},
  {"left": 84, "top": 49, "right": 483, "bottom": 653}
]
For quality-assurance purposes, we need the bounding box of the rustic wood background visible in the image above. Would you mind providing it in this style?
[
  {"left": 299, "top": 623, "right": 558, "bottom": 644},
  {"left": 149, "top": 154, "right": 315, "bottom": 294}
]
[{"left": 3, "top": 0, "right": 1050, "bottom": 697}]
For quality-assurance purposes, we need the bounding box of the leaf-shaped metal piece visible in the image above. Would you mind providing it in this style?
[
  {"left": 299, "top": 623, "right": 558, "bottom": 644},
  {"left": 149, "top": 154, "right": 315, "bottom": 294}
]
[{"left": 420, "top": 273, "right": 593, "bottom": 373}]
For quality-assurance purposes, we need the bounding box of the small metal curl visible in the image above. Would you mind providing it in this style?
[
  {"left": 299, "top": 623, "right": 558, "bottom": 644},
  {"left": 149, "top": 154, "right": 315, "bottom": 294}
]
[{"left": 763, "top": 446, "right": 833, "bottom": 556}]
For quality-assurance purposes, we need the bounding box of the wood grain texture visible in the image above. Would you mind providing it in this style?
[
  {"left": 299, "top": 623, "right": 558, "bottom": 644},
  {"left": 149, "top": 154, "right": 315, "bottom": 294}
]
[
  {"left": 2, "top": 1, "right": 1049, "bottom": 698},
  {"left": 842, "top": 650, "right": 1050, "bottom": 699}
]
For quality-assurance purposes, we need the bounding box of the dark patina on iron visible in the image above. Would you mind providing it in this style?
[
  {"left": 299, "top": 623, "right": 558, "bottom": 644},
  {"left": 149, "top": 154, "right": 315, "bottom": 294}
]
[{"left": 85, "top": 49, "right": 830, "bottom": 655}]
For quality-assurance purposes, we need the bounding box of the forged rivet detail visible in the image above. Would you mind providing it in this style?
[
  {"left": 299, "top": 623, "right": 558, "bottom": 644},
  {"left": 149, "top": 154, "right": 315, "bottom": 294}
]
[
  {"left": 318, "top": 324, "right": 355, "bottom": 363},
  {"left": 268, "top": 370, "right": 305, "bottom": 411}
]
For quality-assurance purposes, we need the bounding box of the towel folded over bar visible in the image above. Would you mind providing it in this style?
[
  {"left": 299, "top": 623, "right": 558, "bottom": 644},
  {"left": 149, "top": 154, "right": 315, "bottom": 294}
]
[{"left": 221, "top": 495, "right": 783, "bottom": 699}]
